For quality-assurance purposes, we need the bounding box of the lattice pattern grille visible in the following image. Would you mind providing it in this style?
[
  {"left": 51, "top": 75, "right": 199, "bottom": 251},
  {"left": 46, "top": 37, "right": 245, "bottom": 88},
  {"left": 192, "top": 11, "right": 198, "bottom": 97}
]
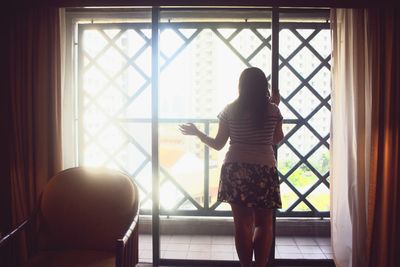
[{"left": 78, "top": 22, "right": 330, "bottom": 217}]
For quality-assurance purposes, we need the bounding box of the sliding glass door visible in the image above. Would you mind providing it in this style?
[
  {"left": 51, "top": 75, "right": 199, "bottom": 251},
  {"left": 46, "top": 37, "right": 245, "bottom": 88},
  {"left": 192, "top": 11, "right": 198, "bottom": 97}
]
[{"left": 157, "top": 8, "right": 273, "bottom": 263}]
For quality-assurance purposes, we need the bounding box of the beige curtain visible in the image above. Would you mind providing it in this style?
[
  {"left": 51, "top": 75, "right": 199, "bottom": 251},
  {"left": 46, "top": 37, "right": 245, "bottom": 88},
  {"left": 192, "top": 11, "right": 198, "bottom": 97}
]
[
  {"left": 7, "top": 7, "right": 63, "bottom": 262},
  {"left": 331, "top": 8, "right": 400, "bottom": 267},
  {"left": 61, "top": 9, "right": 78, "bottom": 169},
  {"left": 330, "top": 9, "right": 370, "bottom": 267}
]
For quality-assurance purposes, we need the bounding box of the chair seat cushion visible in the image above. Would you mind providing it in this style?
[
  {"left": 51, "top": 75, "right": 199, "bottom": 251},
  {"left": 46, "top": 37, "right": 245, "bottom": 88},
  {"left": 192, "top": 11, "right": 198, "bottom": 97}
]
[{"left": 22, "top": 250, "right": 115, "bottom": 267}]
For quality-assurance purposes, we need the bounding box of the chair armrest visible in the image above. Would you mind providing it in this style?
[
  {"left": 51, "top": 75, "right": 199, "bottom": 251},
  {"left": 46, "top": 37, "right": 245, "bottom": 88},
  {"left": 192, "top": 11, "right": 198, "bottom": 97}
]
[
  {"left": 0, "top": 217, "right": 36, "bottom": 267},
  {"left": 116, "top": 207, "right": 139, "bottom": 267},
  {"left": 0, "top": 196, "right": 41, "bottom": 266},
  {"left": 119, "top": 212, "right": 139, "bottom": 245},
  {"left": 0, "top": 219, "right": 31, "bottom": 249}
]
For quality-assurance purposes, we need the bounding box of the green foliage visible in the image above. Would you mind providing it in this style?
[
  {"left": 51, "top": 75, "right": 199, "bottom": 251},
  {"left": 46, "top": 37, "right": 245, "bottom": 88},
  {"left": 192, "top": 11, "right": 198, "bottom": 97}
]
[{"left": 279, "top": 151, "right": 330, "bottom": 212}]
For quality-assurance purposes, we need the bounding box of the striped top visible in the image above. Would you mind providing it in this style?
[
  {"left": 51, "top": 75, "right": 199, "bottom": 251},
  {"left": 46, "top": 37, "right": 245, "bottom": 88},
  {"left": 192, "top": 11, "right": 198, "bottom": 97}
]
[{"left": 218, "top": 101, "right": 283, "bottom": 166}]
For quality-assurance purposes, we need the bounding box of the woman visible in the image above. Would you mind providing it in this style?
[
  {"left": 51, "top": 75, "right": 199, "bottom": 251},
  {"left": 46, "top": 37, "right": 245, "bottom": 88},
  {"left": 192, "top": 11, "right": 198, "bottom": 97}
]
[{"left": 179, "top": 67, "right": 284, "bottom": 267}]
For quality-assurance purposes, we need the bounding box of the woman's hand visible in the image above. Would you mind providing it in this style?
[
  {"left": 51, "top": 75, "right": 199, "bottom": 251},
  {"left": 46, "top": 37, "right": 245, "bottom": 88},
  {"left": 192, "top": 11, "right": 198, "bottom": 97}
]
[
  {"left": 271, "top": 91, "right": 280, "bottom": 106},
  {"left": 179, "top": 123, "right": 201, "bottom": 137}
]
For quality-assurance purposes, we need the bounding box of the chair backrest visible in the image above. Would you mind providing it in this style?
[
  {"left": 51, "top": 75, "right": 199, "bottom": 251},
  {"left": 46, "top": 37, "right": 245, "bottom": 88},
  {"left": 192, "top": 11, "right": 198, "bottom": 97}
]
[{"left": 38, "top": 167, "right": 138, "bottom": 251}]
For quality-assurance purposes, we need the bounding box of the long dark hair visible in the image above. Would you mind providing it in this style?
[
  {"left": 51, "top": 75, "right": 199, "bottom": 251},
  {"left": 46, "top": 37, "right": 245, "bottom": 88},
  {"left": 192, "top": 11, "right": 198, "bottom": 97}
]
[{"left": 233, "top": 67, "right": 270, "bottom": 128}]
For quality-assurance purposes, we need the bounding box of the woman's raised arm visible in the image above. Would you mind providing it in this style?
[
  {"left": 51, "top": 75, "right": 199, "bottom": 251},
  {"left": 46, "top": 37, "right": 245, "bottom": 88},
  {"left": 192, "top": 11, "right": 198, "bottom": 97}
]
[{"left": 179, "top": 122, "right": 229, "bottom": 151}]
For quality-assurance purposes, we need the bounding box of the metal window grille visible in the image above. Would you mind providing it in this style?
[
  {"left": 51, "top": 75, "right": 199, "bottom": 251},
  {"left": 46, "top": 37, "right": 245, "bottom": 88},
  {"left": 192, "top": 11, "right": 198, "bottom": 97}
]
[{"left": 77, "top": 20, "right": 330, "bottom": 218}]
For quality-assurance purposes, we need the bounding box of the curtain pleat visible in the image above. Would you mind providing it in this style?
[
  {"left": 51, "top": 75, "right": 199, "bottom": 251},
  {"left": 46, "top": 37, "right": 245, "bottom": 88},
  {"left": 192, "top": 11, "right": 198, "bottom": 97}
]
[
  {"left": 0, "top": 11, "right": 13, "bottom": 267},
  {"left": 5, "top": 7, "right": 63, "bottom": 264},
  {"left": 331, "top": 8, "right": 400, "bottom": 267},
  {"left": 368, "top": 9, "right": 400, "bottom": 267}
]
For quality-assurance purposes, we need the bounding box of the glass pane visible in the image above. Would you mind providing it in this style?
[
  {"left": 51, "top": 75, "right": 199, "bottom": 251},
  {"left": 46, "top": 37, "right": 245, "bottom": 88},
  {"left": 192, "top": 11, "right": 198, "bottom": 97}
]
[
  {"left": 209, "top": 122, "right": 229, "bottom": 207},
  {"left": 279, "top": 182, "right": 299, "bottom": 211},
  {"left": 307, "top": 184, "right": 330, "bottom": 212},
  {"left": 278, "top": 143, "right": 300, "bottom": 176},
  {"left": 287, "top": 126, "right": 319, "bottom": 156},
  {"left": 159, "top": 28, "right": 244, "bottom": 119},
  {"left": 159, "top": 123, "right": 205, "bottom": 209},
  {"left": 277, "top": 10, "right": 331, "bottom": 261},
  {"left": 159, "top": 8, "right": 272, "bottom": 261},
  {"left": 289, "top": 87, "right": 321, "bottom": 119},
  {"left": 77, "top": 10, "right": 153, "bottom": 264},
  {"left": 287, "top": 164, "right": 319, "bottom": 194}
]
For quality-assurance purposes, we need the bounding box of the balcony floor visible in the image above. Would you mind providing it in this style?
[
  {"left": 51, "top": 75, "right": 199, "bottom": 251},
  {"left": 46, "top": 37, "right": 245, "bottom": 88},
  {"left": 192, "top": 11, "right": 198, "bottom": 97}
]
[{"left": 139, "top": 234, "right": 333, "bottom": 263}]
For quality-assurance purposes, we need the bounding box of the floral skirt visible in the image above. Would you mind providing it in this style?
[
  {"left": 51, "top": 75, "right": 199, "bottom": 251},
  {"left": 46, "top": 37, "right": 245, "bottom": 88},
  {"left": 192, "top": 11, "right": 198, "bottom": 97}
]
[{"left": 217, "top": 162, "right": 282, "bottom": 209}]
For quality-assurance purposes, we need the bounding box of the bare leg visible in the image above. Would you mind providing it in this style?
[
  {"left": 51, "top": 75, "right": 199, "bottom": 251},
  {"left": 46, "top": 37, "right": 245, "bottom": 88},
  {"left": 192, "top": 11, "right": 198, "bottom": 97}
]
[
  {"left": 253, "top": 208, "right": 273, "bottom": 267},
  {"left": 230, "top": 203, "right": 254, "bottom": 267}
]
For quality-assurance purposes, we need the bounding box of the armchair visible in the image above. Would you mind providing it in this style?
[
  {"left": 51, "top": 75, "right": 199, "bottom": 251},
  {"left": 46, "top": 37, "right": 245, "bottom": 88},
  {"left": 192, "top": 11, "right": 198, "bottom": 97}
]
[{"left": 0, "top": 167, "right": 140, "bottom": 267}]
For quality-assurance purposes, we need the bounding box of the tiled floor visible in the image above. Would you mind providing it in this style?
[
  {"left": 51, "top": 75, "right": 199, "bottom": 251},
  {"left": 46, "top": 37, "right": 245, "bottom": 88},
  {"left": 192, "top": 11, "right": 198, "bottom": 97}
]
[{"left": 139, "top": 235, "right": 333, "bottom": 263}]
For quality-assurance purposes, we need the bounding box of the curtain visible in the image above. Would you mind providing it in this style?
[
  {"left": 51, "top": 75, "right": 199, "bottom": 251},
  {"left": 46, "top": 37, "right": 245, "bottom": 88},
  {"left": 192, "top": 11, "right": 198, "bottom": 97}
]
[
  {"left": 330, "top": 8, "right": 400, "bottom": 267},
  {"left": 61, "top": 8, "right": 78, "bottom": 169},
  {"left": 0, "top": 8, "right": 13, "bottom": 242},
  {"left": 367, "top": 9, "right": 400, "bottom": 267},
  {"left": 4, "top": 7, "right": 63, "bottom": 263},
  {"left": 330, "top": 9, "right": 370, "bottom": 267}
]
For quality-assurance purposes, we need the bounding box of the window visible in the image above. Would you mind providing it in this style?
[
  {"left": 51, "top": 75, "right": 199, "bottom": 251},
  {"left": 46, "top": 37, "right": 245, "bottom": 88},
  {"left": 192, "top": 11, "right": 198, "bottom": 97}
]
[{"left": 67, "top": 7, "right": 331, "bottom": 218}]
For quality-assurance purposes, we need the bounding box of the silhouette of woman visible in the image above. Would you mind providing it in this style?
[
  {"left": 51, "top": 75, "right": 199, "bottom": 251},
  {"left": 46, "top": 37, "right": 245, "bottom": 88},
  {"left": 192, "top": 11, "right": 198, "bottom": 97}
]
[{"left": 180, "top": 67, "right": 283, "bottom": 267}]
